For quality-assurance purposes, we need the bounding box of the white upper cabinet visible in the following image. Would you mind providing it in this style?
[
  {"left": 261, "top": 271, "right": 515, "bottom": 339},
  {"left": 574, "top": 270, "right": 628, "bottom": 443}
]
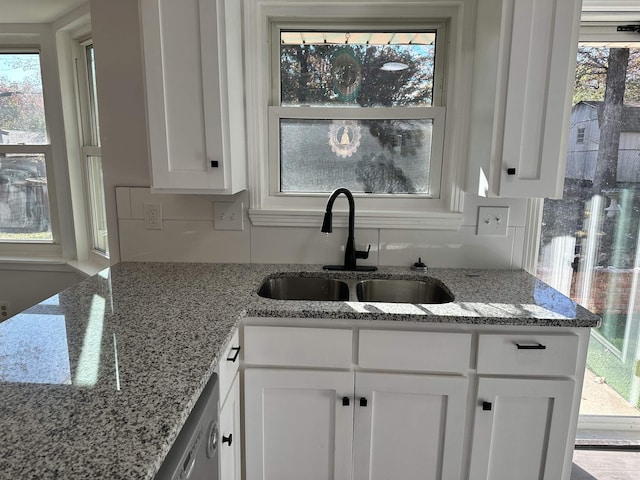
[
  {"left": 467, "top": 0, "right": 582, "bottom": 198},
  {"left": 139, "top": 0, "right": 246, "bottom": 194}
]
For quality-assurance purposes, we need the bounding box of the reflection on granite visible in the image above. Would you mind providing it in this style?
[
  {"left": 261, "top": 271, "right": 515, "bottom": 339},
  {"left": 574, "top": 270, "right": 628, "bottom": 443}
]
[
  {"left": 0, "top": 262, "right": 600, "bottom": 480},
  {"left": 0, "top": 313, "right": 71, "bottom": 384}
]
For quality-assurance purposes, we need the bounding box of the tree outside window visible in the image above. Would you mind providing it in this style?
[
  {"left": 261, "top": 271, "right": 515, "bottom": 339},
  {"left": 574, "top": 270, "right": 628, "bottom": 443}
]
[{"left": 275, "top": 30, "right": 443, "bottom": 196}]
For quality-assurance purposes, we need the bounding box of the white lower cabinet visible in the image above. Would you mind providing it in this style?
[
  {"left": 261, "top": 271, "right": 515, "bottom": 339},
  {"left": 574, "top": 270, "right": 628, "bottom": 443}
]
[
  {"left": 469, "top": 377, "right": 575, "bottom": 480},
  {"left": 352, "top": 372, "right": 468, "bottom": 480},
  {"left": 243, "top": 325, "right": 471, "bottom": 480},
  {"left": 242, "top": 323, "right": 587, "bottom": 480},
  {"left": 219, "top": 373, "right": 241, "bottom": 480},
  {"left": 217, "top": 328, "right": 241, "bottom": 480},
  {"left": 244, "top": 369, "right": 468, "bottom": 480},
  {"left": 468, "top": 332, "right": 581, "bottom": 480},
  {"left": 244, "top": 369, "right": 355, "bottom": 480}
]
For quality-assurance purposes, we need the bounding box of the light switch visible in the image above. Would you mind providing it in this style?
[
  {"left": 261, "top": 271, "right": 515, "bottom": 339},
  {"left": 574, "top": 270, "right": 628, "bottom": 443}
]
[
  {"left": 213, "top": 201, "right": 244, "bottom": 231},
  {"left": 477, "top": 206, "right": 509, "bottom": 236}
]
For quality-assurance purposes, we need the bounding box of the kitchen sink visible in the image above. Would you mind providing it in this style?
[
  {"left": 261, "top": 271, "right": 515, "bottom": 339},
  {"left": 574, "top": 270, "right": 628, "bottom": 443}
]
[
  {"left": 355, "top": 279, "right": 454, "bottom": 304},
  {"left": 258, "top": 276, "right": 350, "bottom": 301}
]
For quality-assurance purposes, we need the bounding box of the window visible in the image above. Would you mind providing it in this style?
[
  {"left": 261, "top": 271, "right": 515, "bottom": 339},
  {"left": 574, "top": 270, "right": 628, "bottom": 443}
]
[
  {"left": 273, "top": 30, "right": 444, "bottom": 197},
  {"left": 0, "top": 51, "right": 53, "bottom": 242},
  {"left": 536, "top": 24, "right": 640, "bottom": 424},
  {"left": 75, "top": 40, "right": 108, "bottom": 257},
  {"left": 245, "top": 1, "right": 472, "bottom": 228}
]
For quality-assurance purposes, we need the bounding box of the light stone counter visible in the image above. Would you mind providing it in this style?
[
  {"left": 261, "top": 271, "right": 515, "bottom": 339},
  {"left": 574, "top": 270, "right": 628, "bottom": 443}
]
[{"left": 0, "top": 262, "right": 600, "bottom": 479}]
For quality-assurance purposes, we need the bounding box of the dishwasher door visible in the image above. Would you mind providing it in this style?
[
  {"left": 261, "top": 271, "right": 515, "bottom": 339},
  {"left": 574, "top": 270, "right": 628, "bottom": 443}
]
[{"left": 155, "top": 374, "right": 219, "bottom": 480}]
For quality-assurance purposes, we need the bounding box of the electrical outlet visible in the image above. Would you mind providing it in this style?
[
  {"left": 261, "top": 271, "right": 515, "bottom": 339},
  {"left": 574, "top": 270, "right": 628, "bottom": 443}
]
[
  {"left": 0, "top": 301, "right": 10, "bottom": 320},
  {"left": 477, "top": 206, "right": 509, "bottom": 236},
  {"left": 144, "top": 204, "right": 163, "bottom": 230},
  {"left": 213, "top": 201, "right": 244, "bottom": 231}
]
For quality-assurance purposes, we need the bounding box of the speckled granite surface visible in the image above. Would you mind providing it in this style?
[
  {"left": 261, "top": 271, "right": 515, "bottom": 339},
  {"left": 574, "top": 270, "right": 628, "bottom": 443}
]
[{"left": 0, "top": 262, "right": 600, "bottom": 479}]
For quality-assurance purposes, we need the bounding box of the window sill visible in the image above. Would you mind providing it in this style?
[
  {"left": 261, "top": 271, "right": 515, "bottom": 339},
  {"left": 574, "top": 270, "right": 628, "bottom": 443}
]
[
  {"left": 248, "top": 209, "right": 463, "bottom": 230},
  {"left": 0, "top": 243, "right": 65, "bottom": 270},
  {"left": 66, "top": 258, "right": 109, "bottom": 277},
  {"left": 0, "top": 257, "right": 69, "bottom": 272}
]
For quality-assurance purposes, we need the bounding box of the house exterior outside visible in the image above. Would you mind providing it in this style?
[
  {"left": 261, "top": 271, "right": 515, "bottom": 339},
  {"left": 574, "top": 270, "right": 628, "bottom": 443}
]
[{"left": 566, "top": 101, "right": 640, "bottom": 182}]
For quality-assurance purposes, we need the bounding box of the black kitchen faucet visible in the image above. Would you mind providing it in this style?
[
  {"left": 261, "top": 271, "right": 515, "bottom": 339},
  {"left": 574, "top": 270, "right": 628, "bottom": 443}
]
[{"left": 321, "top": 188, "right": 377, "bottom": 271}]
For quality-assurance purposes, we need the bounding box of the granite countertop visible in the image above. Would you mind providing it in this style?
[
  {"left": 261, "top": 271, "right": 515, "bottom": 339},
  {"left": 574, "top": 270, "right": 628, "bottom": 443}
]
[{"left": 0, "top": 262, "right": 600, "bottom": 479}]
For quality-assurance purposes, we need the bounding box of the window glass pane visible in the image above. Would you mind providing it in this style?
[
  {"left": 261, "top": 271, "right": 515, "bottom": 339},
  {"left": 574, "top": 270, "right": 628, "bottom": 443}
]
[
  {"left": 87, "top": 155, "right": 108, "bottom": 254},
  {"left": 0, "top": 53, "right": 47, "bottom": 144},
  {"left": 280, "top": 31, "right": 436, "bottom": 107},
  {"left": 280, "top": 118, "right": 433, "bottom": 194},
  {"left": 0, "top": 153, "right": 52, "bottom": 240},
  {"left": 537, "top": 44, "right": 640, "bottom": 414},
  {"left": 85, "top": 45, "right": 100, "bottom": 147}
]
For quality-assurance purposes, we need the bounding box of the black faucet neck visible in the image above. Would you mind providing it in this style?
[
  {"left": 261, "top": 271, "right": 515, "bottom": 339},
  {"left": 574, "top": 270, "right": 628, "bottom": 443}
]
[{"left": 324, "top": 188, "right": 355, "bottom": 234}]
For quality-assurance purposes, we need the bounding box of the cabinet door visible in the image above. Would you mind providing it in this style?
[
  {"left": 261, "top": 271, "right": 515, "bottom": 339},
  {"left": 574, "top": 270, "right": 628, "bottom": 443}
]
[
  {"left": 353, "top": 372, "right": 469, "bottom": 480},
  {"left": 219, "top": 372, "right": 241, "bottom": 480},
  {"left": 468, "top": 0, "right": 581, "bottom": 198},
  {"left": 139, "top": 0, "right": 246, "bottom": 193},
  {"left": 244, "top": 369, "right": 354, "bottom": 480},
  {"left": 469, "top": 377, "right": 575, "bottom": 480}
]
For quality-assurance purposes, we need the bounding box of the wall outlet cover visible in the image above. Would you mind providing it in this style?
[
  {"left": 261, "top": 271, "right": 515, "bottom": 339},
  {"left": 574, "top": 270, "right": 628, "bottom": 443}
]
[
  {"left": 477, "top": 206, "right": 509, "bottom": 236},
  {"left": 214, "top": 201, "right": 244, "bottom": 231},
  {"left": 144, "top": 204, "right": 163, "bottom": 230},
  {"left": 0, "top": 301, "right": 10, "bottom": 320}
]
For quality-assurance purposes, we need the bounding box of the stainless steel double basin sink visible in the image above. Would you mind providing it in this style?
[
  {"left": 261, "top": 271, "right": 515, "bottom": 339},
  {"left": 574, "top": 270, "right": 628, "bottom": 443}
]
[{"left": 258, "top": 275, "right": 454, "bottom": 304}]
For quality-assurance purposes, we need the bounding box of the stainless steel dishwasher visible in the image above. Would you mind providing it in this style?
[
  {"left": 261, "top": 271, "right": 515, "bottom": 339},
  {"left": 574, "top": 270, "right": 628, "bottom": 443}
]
[{"left": 155, "top": 374, "right": 219, "bottom": 480}]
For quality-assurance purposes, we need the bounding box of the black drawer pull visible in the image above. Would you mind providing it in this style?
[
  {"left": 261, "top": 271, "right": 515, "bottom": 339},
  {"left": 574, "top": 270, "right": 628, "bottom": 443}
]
[
  {"left": 222, "top": 434, "right": 232, "bottom": 446},
  {"left": 342, "top": 396, "right": 350, "bottom": 406},
  {"left": 227, "top": 346, "right": 241, "bottom": 362},
  {"left": 507, "top": 167, "right": 516, "bottom": 175},
  {"left": 360, "top": 397, "right": 368, "bottom": 407},
  {"left": 515, "top": 343, "right": 546, "bottom": 350},
  {"left": 482, "top": 401, "right": 492, "bottom": 411}
]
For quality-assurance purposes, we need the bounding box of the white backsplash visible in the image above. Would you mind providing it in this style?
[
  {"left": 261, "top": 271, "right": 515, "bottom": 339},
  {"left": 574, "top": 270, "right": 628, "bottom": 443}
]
[{"left": 116, "top": 187, "right": 528, "bottom": 269}]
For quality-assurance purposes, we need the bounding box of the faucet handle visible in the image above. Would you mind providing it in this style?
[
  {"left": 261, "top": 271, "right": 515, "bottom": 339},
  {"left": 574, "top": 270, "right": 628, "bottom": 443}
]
[{"left": 355, "top": 244, "right": 371, "bottom": 260}]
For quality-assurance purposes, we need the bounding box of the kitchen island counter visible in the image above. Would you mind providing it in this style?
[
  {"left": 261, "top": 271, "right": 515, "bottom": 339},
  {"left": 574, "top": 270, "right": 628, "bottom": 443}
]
[{"left": 0, "top": 262, "right": 600, "bottom": 479}]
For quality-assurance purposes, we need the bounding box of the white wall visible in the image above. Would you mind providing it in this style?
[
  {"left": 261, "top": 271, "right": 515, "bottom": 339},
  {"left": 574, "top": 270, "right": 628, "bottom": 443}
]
[
  {"left": 94, "top": 0, "right": 530, "bottom": 270},
  {"left": 90, "top": 0, "right": 150, "bottom": 263},
  {"left": 116, "top": 187, "right": 529, "bottom": 269}
]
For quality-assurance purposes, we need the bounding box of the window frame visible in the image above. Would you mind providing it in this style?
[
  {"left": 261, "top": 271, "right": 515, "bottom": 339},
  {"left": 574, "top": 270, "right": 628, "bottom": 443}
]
[
  {"left": 50, "top": 13, "right": 109, "bottom": 274},
  {"left": 73, "top": 38, "right": 108, "bottom": 260},
  {"left": 0, "top": 42, "right": 62, "bottom": 259},
  {"left": 244, "top": 0, "right": 473, "bottom": 229}
]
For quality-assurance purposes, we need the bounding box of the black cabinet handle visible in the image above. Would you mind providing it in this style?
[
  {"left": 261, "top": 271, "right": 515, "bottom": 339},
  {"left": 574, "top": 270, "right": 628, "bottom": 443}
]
[
  {"left": 482, "top": 401, "right": 492, "bottom": 411},
  {"left": 515, "top": 343, "right": 546, "bottom": 350},
  {"left": 342, "top": 396, "right": 350, "bottom": 406},
  {"left": 222, "top": 434, "right": 232, "bottom": 446},
  {"left": 227, "top": 346, "right": 241, "bottom": 362},
  {"left": 507, "top": 168, "right": 516, "bottom": 175},
  {"left": 360, "top": 397, "right": 368, "bottom": 407}
]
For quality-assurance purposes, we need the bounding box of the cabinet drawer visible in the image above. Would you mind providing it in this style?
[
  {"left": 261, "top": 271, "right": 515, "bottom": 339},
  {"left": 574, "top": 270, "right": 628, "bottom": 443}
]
[
  {"left": 218, "top": 328, "right": 241, "bottom": 404},
  {"left": 477, "top": 333, "right": 579, "bottom": 376},
  {"left": 243, "top": 326, "right": 353, "bottom": 368},
  {"left": 358, "top": 330, "right": 472, "bottom": 373}
]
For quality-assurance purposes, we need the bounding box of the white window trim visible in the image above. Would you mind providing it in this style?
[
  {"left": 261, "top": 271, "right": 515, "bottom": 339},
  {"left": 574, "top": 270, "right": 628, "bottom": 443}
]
[
  {"left": 73, "top": 39, "right": 108, "bottom": 263},
  {"left": 54, "top": 12, "right": 110, "bottom": 273},
  {"left": 244, "top": 0, "right": 474, "bottom": 229}
]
